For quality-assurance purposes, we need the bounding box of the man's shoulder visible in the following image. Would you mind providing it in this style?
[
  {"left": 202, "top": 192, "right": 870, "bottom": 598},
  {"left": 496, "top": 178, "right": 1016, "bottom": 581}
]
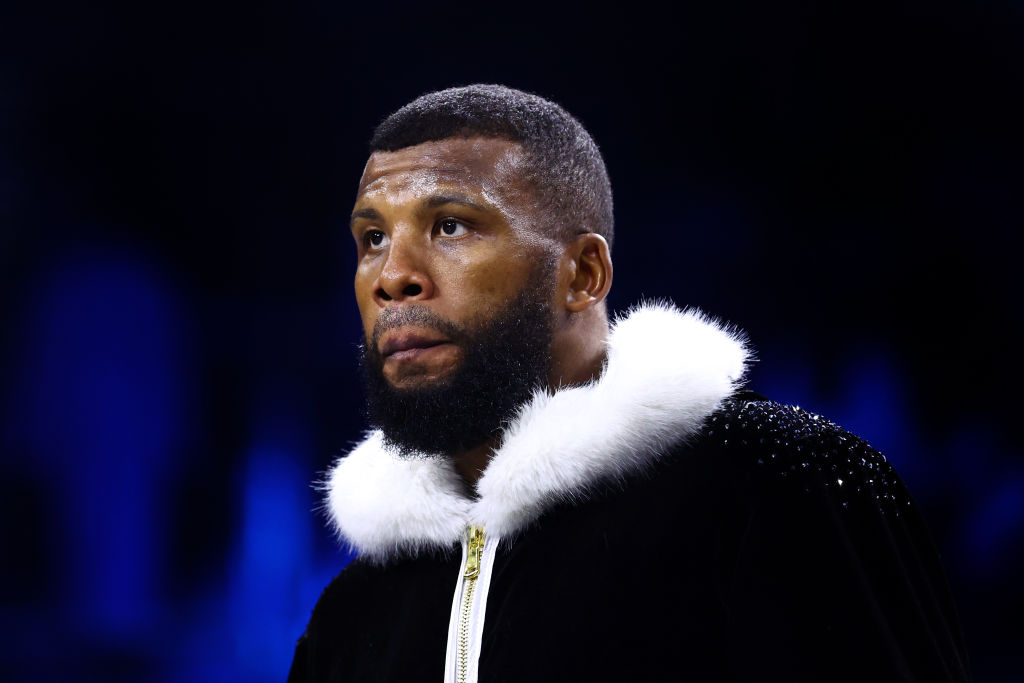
[
  {"left": 290, "top": 553, "right": 460, "bottom": 682},
  {"left": 676, "top": 394, "right": 971, "bottom": 681},
  {"left": 301, "top": 551, "right": 460, "bottom": 636},
  {"left": 302, "top": 558, "right": 384, "bottom": 621},
  {"left": 547, "top": 388, "right": 907, "bottom": 527},
  {"left": 318, "top": 550, "right": 460, "bottom": 596},
  {"left": 688, "top": 390, "right": 903, "bottom": 507}
]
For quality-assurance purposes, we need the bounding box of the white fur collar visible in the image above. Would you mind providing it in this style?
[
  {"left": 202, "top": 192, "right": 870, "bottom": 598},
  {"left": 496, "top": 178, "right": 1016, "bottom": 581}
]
[{"left": 324, "top": 302, "right": 749, "bottom": 562}]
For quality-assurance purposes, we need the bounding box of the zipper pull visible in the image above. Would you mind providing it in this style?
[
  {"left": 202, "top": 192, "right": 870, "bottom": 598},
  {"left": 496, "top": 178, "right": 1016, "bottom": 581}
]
[{"left": 464, "top": 525, "right": 485, "bottom": 578}]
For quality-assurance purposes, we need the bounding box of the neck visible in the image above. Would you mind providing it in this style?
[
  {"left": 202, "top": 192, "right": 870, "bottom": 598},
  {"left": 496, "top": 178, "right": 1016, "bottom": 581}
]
[
  {"left": 453, "top": 439, "right": 497, "bottom": 489},
  {"left": 548, "top": 307, "right": 609, "bottom": 387}
]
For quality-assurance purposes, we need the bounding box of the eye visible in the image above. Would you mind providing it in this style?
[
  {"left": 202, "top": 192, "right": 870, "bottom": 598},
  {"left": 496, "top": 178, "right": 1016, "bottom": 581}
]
[
  {"left": 365, "top": 229, "right": 389, "bottom": 250},
  {"left": 436, "top": 218, "right": 470, "bottom": 238}
]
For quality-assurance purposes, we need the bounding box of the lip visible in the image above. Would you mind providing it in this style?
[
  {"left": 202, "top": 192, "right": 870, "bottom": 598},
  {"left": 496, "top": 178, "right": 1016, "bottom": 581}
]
[{"left": 380, "top": 331, "right": 452, "bottom": 358}]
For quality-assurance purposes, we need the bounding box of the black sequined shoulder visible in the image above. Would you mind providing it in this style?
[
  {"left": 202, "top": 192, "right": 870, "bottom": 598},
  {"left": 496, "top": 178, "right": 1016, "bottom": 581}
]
[{"left": 702, "top": 393, "right": 910, "bottom": 512}]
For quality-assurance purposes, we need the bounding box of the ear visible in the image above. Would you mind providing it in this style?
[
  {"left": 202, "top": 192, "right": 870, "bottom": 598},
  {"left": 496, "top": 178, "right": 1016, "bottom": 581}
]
[{"left": 563, "top": 233, "right": 613, "bottom": 313}]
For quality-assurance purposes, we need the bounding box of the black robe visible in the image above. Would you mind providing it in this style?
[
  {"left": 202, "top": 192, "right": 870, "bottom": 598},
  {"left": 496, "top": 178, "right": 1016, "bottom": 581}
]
[{"left": 289, "top": 393, "right": 971, "bottom": 682}]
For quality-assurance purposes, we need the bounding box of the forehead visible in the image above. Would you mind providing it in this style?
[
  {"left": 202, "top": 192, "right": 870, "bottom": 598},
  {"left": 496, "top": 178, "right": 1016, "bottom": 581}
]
[{"left": 356, "top": 137, "right": 529, "bottom": 208}]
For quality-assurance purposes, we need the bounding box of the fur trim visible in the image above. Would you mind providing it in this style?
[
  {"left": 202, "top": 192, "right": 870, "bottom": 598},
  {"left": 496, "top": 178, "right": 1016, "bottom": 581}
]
[{"left": 324, "top": 302, "right": 749, "bottom": 562}]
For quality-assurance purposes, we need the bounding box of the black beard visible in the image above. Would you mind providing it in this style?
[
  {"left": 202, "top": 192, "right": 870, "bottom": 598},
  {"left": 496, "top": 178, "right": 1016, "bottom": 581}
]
[{"left": 358, "top": 269, "right": 556, "bottom": 458}]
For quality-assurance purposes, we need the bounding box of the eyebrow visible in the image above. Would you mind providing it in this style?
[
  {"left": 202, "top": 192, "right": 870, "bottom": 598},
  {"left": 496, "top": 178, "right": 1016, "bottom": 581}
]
[
  {"left": 424, "top": 193, "right": 489, "bottom": 212},
  {"left": 349, "top": 207, "right": 383, "bottom": 229}
]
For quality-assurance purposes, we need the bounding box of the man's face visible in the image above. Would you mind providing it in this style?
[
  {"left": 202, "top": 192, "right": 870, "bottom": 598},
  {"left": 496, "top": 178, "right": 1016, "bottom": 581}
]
[
  {"left": 350, "top": 137, "right": 563, "bottom": 455},
  {"left": 351, "top": 137, "right": 558, "bottom": 390}
]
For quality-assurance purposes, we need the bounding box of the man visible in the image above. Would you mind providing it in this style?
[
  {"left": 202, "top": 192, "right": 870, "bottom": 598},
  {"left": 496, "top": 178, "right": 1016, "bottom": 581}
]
[{"left": 289, "top": 85, "right": 970, "bottom": 682}]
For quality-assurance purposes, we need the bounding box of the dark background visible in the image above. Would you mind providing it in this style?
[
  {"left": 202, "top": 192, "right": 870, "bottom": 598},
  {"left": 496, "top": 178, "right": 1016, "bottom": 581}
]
[{"left": 2, "top": 1, "right": 1022, "bottom": 681}]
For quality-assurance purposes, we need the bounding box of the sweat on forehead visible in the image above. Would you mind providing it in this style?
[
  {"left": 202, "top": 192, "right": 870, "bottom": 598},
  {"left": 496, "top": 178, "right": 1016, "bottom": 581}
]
[{"left": 358, "top": 138, "right": 528, "bottom": 195}]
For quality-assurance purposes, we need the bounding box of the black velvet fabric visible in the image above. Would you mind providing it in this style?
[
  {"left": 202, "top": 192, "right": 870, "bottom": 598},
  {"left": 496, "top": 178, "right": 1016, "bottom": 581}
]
[{"left": 289, "top": 394, "right": 971, "bottom": 682}]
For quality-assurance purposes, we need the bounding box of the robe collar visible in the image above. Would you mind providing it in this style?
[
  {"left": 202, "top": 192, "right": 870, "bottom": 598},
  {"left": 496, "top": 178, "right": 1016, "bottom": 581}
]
[{"left": 324, "top": 302, "right": 749, "bottom": 562}]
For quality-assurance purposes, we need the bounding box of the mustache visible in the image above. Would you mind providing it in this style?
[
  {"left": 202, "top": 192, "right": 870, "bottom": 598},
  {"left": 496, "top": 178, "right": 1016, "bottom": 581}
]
[{"left": 369, "top": 306, "right": 463, "bottom": 351}]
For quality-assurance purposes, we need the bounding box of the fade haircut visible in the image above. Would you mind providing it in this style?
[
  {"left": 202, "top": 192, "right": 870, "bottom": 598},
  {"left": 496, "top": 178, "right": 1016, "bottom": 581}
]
[{"left": 370, "top": 84, "right": 614, "bottom": 249}]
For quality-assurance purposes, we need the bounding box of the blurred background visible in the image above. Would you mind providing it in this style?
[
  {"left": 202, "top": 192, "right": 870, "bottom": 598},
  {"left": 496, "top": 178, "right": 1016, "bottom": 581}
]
[{"left": 2, "top": 0, "right": 1021, "bottom": 680}]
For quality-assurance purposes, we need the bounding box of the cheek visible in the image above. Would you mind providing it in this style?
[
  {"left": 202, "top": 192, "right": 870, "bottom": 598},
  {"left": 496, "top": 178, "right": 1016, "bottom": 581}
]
[
  {"left": 440, "top": 256, "right": 530, "bottom": 302},
  {"left": 360, "top": 307, "right": 376, "bottom": 339},
  {"left": 353, "top": 272, "right": 379, "bottom": 337}
]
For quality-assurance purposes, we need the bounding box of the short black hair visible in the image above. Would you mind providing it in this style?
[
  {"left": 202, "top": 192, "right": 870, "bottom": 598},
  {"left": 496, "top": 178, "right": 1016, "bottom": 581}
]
[{"left": 370, "top": 84, "right": 614, "bottom": 249}]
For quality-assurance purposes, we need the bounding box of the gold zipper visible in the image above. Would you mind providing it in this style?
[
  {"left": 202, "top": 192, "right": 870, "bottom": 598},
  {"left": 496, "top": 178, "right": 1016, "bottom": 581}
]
[{"left": 457, "top": 525, "right": 486, "bottom": 683}]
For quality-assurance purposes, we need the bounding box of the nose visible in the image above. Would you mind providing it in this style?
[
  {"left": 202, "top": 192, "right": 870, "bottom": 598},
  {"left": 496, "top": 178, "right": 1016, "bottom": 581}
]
[{"left": 372, "top": 235, "right": 434, "bottom": 304}]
